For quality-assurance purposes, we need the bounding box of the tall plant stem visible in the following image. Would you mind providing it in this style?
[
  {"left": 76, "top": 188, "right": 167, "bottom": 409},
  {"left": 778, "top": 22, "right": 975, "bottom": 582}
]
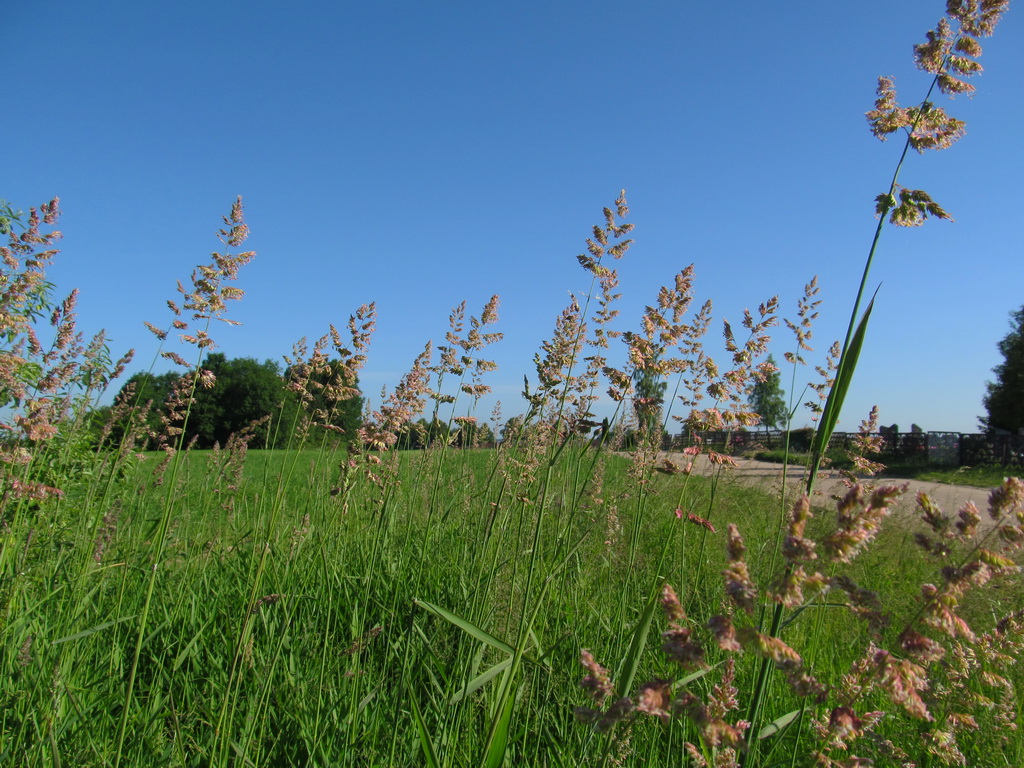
[
  {"left": 114, "top": 331, "right": 211, "bottom": 768},
  {"left": 745, "top": 72, "right": 947, "bottom": 768},
  {"left": 805, "top": 75, "right": 939, "bottom": 492}
]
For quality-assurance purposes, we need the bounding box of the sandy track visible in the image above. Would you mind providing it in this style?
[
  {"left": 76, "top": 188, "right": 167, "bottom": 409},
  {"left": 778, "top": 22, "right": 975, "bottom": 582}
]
[{"left": 658, "top": 453, "right": 1002, "bottom": 521}]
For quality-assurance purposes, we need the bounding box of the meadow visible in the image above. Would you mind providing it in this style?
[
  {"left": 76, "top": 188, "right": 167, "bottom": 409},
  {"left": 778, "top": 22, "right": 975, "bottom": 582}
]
[
  {"left": 3, "top": 2, "right": 1024, "bottom": 766},
  {"left": 5, "top": 438, "right": 1022, "bottom": 767}
]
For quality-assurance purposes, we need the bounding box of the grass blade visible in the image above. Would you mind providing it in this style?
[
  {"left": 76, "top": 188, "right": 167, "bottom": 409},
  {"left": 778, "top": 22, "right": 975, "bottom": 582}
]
[
  {"left": 172, "top": 616, "right": 216, "bottom": 672},
  {"left": 614, "top": 581, "right": 662, "bottom": 698},
  {"left": 414, "top": 598, "right": 515, "bottom": 655},
  {"left": 482, "top": 689, "right": 515, "bottom": 768},
  {"left": 52, "top": 615, "right": 136, "bottom": 645},
  {"left": 758, "top": 708, "right": 801, "bottom": 740},
  {"left": 414, "top": 598, "right": 542, "bottom": 667},
  {"left": 409, "top": 692, "right": 441, "bottom": 768},
  {"left": 449, "top": 656, "right": 513, "bottom": 705},
  {"left": 679, "top": 662, "right": 720, "bottom": 688},
  {"left": 808, "top": 290, "right": 878, "bottom": 487}
]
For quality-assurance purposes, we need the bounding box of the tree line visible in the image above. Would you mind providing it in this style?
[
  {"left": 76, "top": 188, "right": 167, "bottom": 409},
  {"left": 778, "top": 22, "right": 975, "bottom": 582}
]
[
  {"left": 93, "top": 302, "right": 1024, "bottom": 453},
  {"left": 93, "top": 353, "right": 499, "bottom": 451},
  {"left": 94, "top": 353, "right": 363, "bottom": 450}
]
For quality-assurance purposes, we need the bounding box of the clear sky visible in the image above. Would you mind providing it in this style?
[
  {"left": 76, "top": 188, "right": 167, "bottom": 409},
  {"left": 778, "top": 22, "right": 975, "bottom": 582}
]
[{"left": 7, "top": 1, "right": 1022, "bottom": 434}]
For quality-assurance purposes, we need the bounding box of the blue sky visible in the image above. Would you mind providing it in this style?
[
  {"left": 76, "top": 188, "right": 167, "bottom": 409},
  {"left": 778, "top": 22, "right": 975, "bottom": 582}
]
[{"left": 7, "top": 1, "right": 1022, "bottom": 433}]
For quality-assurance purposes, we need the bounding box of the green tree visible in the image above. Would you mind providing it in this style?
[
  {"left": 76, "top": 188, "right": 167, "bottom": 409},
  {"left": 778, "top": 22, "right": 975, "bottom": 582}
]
[
  {"left": 110, "top": 357, "right": 291, "bottom": 449},
  {"left": 500, "top": 415, "right": 525, "bottom": 444},
  {"left": 308, "top": 360, "right": 364, "bottom": 446},
  {"left": 393, "top": 420, "right": 422, "bottom": 450},
  {"left": 981, "top": 306, "right": 1024, "bottom": 433},
  {"left": 189, "top": 354, "right": 287, "bottom": 448},
  {"left": 475, "top": 422, "right": 495, "bottom": 447},
  {"left": 417, "top": 417, "right": 450, "bottom": 448},
  {"left": 453, "top": 420, "right": 495, "bottom": 448},
  {"left": 748, "top": 354, "right": 787, "bottom": 432},
  {"left": 633, "top": 364, "right": 667, "bottom": 444}
]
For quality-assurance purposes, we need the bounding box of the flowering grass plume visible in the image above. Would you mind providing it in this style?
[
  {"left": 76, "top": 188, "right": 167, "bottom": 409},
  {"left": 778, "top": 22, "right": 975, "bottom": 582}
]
[{"left": 0, "top": 199, "right": 132, "bottom": 504}]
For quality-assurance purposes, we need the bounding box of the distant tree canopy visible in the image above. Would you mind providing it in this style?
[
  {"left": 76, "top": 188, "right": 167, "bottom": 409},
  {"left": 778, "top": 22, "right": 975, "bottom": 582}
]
[
  {"left": 105, "top": 353, "right": 509, "bottom": 451},
  {"left": 386, "top": 417, "right": 492, "bottom": 450},
  {"left": 500, "top": 415, "right": 526, "bottom": 444},
  {"left": 189, "top": 354, "right": 287, "bottom": 448},
  {"left": 107, "top": 354, "right": 364, "bottom": 449},
  {"left": 748, "top": 354, "right": 787, "bottom": 431},
  {"left": 633, "top": 362, "right": 667, "bottom": 441},
  {"left": 981, "top": 306, "right": 1024, "bottom": 433},
  {"left": 453, "top": 420, "right": 494, "bottom": 448},
  {"left": 404, "top": 417, "right": 450, "bottom": 449}
]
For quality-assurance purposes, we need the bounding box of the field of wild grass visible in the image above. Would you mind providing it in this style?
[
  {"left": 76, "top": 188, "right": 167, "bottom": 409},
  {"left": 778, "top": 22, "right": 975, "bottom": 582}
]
[
  {"left": 4, "top": 3, "right": 1024, "bottom": 766},
  {"left": 5, "top": 442, "right": 1024, "bottom": 767}
]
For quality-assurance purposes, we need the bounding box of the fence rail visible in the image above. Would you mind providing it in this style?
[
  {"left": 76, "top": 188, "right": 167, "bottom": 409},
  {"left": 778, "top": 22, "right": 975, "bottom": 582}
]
[{"left": 663, "top": 429, "right": 1024, "bottom": 468}]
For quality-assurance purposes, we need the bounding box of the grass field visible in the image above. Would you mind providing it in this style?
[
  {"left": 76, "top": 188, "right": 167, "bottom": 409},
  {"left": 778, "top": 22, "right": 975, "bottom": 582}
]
[
  {"left": 3, "top": 442, "right": 1023, "bottom": 766},
  {"left": 4, "top": 6, "right": 1024, "bottom": 760},
  {"left": 897, "top": 464, "right": 1022, "bottom": 488}
]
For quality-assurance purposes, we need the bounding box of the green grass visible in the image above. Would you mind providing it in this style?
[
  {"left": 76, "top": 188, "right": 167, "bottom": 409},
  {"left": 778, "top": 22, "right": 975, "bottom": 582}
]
[
  {"left": 890, "top": 463, "right": 1019, "bottom": 488},
  {"left": 748, "top": 448, "right": 854, "bottom": 471},
  {"left": 3, "top": 444, "right": 1022, "bottom": 766}
]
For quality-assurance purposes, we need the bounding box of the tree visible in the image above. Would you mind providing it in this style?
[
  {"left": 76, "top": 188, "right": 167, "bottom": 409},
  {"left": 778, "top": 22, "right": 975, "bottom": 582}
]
[
  {"left": 418, "top": 417, "right": 450, "bottom": 448},
  {"left": 475, "top": 422, "right": 495, "bottom": 447},
  {"left": 453, "top": 420, "right": 495, "bottom": 448},
  {"left": 633, "top": 364, "right": 667, "bottom": 444},
  {"left": 748, "top": 354, "right": 787, "bottom": 432},
  {"left": 500, "top": 415, "right": 525, "bottom": 444},
  {"left": 109, "top": 356, "right": 300, "bottom": 449},
  {"left": 394, "top": 420, "right": 423, "bottom": 450},
  {"left": 189, "top": 354, "right": 287, "bottom": 448},
  {"left": 981, "top": 306, "right": 1024, "bottom": 433}
]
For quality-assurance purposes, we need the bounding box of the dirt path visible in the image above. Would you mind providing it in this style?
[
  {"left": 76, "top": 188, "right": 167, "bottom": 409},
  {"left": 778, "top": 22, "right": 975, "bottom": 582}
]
[{"left": 660, "top": 453, "right": 1000, "bottom": 520}]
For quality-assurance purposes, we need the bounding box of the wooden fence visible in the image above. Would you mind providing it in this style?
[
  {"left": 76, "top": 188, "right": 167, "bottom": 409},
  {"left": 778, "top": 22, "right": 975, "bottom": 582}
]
[{"left": 663, "top": 429, "right": 1024, "bottom": 468}]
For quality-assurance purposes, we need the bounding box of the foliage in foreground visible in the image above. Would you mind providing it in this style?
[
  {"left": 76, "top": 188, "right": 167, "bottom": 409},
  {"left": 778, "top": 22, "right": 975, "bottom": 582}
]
[{"left": 2, "top": 2, "right": 1021, "bottom": 766}]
